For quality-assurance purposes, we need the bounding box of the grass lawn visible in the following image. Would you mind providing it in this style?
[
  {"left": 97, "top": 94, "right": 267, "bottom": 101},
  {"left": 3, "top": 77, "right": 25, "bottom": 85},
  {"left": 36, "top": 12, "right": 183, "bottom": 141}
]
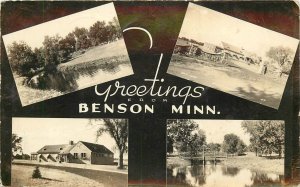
[
  {"left": 222, "top": 152, "right": 284, "bottom": 175},
  {"left": 12, "top": 165, "right": 103, "bottom": 187},
  {"left": 168, "top": 54, "right": 286, "bottom": 108}
]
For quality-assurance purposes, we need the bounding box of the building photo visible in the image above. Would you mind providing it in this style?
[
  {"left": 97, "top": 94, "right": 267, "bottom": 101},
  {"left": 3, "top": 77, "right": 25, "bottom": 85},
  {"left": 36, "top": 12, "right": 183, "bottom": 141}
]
[
  {"left": 168, "top": 3, "right": 299, "bottom": 109},
  {"left": 12, "top": 118, "right": 128, "bottom": 187}
]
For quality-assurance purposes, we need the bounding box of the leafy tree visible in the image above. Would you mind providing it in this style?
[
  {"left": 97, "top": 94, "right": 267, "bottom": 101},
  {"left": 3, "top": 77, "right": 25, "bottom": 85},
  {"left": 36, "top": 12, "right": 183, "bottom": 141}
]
[
  {"left": 73, "top": 27, "right": 91, "bottom": 50},
  {"left": 167, "top": 120, "right": 206, "bottom": 158},
  {"left": 242, "top": 120, "right": 284, "bottom": 157},
  {"left": 7, "top": 41, "right": 38, "bottom": 76},
  {"left": 207, "top": 143, "right": 221, "bottom": 153},
  {"left": 222, "top": 134, "right": 246, "bottom": 155},
  {"left": 266, "top": 46, "right": 294, "bottom": 76},
  {"left": 12, "top": 133, "right": 22, "bottom": 157},
  {"left": 107, "top": 17, "right": 122, "bottom": 41},
  {"left": 89, "top": 21, "right": 108, "bottom": 46},
  {"left": 34, "top": 47, "right": 45, "bottom": 68},
  {"left": 236, "top": 140, "right": 247, "bottom": 155},
  {"left": 42, "top": 35, "right": 63, "bottom": 71},
  {"left": 90, "top": 119, "right": 128, "bottom": 169},
  {"left": 58, "top": 33, "right": 76, "bottom": 61}
]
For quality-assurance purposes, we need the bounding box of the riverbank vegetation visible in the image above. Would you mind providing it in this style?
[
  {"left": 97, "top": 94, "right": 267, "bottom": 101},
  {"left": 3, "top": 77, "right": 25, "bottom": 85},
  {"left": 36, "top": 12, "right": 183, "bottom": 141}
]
[{"left": 7, "top": 17, "right": 122, "bottom": 91}]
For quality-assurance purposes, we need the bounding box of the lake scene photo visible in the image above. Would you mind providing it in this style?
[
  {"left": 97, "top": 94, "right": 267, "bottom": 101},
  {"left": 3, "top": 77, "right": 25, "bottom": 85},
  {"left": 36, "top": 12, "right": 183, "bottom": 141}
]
[
  {"left": 2, "top": 3, "right": 133, "bottom": 106},
  {"left": 167, "top": 120, "right": 285, "bottom": 187}
]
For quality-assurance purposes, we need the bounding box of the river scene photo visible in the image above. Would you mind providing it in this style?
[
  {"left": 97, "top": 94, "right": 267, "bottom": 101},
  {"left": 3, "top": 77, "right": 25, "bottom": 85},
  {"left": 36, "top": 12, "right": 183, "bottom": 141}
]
[
  {"left": 166, "top": 120, "right": 285, "bottom": 187},
  {"left": 3, "top": 3, "right": 133, "bottom": 106}
]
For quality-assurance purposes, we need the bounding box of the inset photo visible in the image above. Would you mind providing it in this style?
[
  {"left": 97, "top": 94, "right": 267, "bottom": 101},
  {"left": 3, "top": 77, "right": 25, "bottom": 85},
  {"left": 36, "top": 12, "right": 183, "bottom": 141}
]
[
  {"left": 168, "top": 3, "right": 299, "bottom": 109},
  {"left": 3, "top": 3, "right": 133, "bottom": 106},
  {"left": 167, "top": 119, "right": 284, "bottom": 187},
  {"left": 12, "top": 118, "right": 128, "bottom": 187}
]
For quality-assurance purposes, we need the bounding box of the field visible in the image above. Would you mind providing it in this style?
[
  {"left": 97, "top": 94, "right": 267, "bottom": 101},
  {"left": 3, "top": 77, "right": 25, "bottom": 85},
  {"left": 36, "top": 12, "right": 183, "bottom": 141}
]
[
  {"left": 168, "top": 54, "right": 286, "bottom": 109},
  {"left": 12, "top": 163, "right": 128, "bottom": 187}
]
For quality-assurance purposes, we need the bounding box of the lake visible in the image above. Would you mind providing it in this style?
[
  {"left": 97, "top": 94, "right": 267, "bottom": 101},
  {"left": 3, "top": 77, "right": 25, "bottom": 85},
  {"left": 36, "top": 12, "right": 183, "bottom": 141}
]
[{"left": 167, "top": 163, "right": 283, "bottom": 187}]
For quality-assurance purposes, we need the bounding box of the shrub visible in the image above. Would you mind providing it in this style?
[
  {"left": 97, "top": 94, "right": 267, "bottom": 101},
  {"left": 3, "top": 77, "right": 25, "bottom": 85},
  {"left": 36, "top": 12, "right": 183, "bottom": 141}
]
[{"left": 32, "top": 166, "right": 42, "bottom": 178}]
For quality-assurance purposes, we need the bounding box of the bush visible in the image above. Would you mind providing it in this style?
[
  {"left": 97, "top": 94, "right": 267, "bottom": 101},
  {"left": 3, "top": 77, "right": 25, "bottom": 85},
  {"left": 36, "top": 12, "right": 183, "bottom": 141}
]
[{"left": 32, "top": 166, "right": 42, "bottom": 178}]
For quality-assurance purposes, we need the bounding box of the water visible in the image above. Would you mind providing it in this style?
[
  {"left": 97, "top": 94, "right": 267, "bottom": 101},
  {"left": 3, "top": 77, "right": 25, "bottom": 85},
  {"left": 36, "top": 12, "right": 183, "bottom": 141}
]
[
  {"left": 35, "top": 63, "right": 133, "bottom": 93},
  {"left": 167, "top": 164, "right": 283, "bottom": 187}
]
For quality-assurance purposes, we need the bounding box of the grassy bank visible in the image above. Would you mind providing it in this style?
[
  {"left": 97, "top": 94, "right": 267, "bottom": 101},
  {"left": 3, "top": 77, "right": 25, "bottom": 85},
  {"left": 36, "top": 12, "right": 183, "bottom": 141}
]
[
  {"left": 167, "top": 152, "right": 284, "bottom": 175},
  {"left": 222, "top": 152, "right": 284, "bottom": 175},
  {"left": 15, "top": 76, "right": 63, "bottom": 106}
]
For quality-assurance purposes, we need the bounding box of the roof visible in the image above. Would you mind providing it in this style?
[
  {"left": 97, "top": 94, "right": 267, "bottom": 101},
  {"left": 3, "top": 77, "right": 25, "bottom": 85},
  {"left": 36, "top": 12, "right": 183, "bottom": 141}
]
[
  {"left": 176, "top": 38, "right": 191, "bottom": 47},
  {"left": 80, "top": 141, "right": 113, "bottom": 154},
  {"left": 221, "top": 42, "right": 243, "bottom": 55},
  {"left": 37, "top": 144, "right": 72, "bottom": 154}
]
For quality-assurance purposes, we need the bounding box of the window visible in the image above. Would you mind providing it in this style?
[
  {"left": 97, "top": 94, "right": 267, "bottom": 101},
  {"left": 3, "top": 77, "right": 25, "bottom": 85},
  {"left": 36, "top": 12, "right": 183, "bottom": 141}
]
[
  {"left": 81, "top": 153, "right": 86, "bottom": 158},
  {"left": 74, "top": 153, "right": 78, "bottom": 159}
]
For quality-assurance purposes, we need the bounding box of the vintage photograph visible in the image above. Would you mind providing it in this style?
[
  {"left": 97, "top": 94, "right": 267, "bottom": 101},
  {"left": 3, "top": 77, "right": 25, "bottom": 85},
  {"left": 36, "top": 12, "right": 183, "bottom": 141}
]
[
  {"left": 12, "top": 118, "right": 128, "bottom": 187},
  {"left": 167, "top": 119, "right": 285, "bottom": 186},
  {"left": 2, "top": 3, "right": 133, "bottom": 106},
  {"left": 167, "top": 3, "right": 299, "bottom": 109}
]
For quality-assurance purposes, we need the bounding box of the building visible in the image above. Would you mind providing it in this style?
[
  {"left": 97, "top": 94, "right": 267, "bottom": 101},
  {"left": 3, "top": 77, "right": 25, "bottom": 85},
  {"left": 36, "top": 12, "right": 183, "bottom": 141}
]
[
  {"left": 31, "top": 141, "right": 114, "bottom": 165},
  {"left": 174, "top": 38, "right": 261, "bottom": 65}
]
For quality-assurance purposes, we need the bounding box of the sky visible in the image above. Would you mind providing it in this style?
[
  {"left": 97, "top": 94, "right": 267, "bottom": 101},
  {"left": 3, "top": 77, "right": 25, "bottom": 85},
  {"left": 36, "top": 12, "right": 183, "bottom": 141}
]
[
  {"left": 2, "top": 2, "right": 119, "bottom": 49},
  {"left": 12, "top": 118, "right": 123, "bottom": 158},
  {"left": 179, "top": 3, "right": 299, "bottom": 59},
  {"left": 193, "top": 120, "right": 251, "bottom": 145}
]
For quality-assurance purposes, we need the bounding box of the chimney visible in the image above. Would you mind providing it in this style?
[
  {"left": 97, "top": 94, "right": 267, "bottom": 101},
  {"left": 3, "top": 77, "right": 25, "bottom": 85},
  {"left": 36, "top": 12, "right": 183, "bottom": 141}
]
[{"left": 69, "top": 140, "right": 74, "bottom": 145}]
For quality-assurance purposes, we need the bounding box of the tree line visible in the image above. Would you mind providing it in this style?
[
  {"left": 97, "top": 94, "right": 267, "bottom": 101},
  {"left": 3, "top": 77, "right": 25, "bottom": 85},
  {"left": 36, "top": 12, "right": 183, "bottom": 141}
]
[
  {"left": 167, "top": 120, "right": 247, "bottom": 158},
  {"left": 167, "top": 120, "right": 284, "bottom": 158},
  {"left": 7, "top": 17, "right": 122, "bottom": 78}
]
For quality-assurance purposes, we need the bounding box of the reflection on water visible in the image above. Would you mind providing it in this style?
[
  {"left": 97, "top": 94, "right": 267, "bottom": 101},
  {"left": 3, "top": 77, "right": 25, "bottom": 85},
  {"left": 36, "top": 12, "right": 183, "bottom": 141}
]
[
  {"left": 167, "top": 164, "right": 283, "bottom": 187},
  {"left": 36, "top": 63, "right": 130, "bottom": 92}
]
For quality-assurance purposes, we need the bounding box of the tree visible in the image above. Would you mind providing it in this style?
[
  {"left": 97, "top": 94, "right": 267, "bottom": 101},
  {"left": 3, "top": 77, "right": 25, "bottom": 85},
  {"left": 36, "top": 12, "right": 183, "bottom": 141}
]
[
  {"left": 42, "top": 35, "right": 63, "bottom": 71},
  {"left": 207, "top": 143, "right": 221, "bottom": 153},
  {"left": 32, "top": 166, "right": 42, "bottom": 178},
  {"left": 89, "top": 21, "right": 108, "bottom": 46},
  {"left": 90, "top": 119, "right": 128, "bottom": 169},
  {"left": 266, "top": 46, "right": 294, "bottom": 76},
  {"left": 167, "top": 120, "right": 206, "bottom": 158},
  {"left": 12, "top": 133, "right": 22, "bottom": 157},
  {"left": 242, "top": 120, "right": 284, "bottom": 157},
  {"left": 73, "top": 27, "right": 91, "bottom": 50},
  {"left": 7, "top": 41, "right": 38, "bottom": 76},
  {"left": 222, "top": 134, "right": 246, "bottom": 155},
  {"left": 58, "top": 33, "right": 76, "bottom": 61}
]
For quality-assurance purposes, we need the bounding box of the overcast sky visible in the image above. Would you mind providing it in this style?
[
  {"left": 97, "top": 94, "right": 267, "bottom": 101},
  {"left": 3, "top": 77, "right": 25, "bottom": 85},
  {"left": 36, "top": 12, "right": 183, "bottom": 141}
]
[
  {"left": 12, "top": 118, "right": 121, "bottom": 157},
  {"left": 3, "top": 2, "right": 119, "bottom": 49},
  {"left": 193, "top": 120, "right": 251, "bottom": 145},
  {"left": 179, "top": 3, "right": 299, "bottom": 59}
]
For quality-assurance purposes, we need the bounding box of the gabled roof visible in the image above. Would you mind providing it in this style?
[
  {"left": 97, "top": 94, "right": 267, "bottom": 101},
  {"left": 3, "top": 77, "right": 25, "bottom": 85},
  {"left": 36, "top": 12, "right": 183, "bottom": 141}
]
[
  {"left": 37, "top": 144, "right": 71, "bottom": 154},
  {"left": 221, "top": 42, "right": 243, "bottom": 55},
  {"left": 80, "top": 141, "right": 113, "bottom": 154},
  {"left": 176, "top": 38, "right": 191, "bottom": 47}
]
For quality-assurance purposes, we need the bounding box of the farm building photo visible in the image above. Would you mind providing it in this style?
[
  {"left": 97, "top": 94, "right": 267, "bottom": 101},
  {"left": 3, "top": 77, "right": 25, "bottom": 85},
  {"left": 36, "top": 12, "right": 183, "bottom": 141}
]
[{"left": 168, "top": 3, "right": 299, "bottom": 109}]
